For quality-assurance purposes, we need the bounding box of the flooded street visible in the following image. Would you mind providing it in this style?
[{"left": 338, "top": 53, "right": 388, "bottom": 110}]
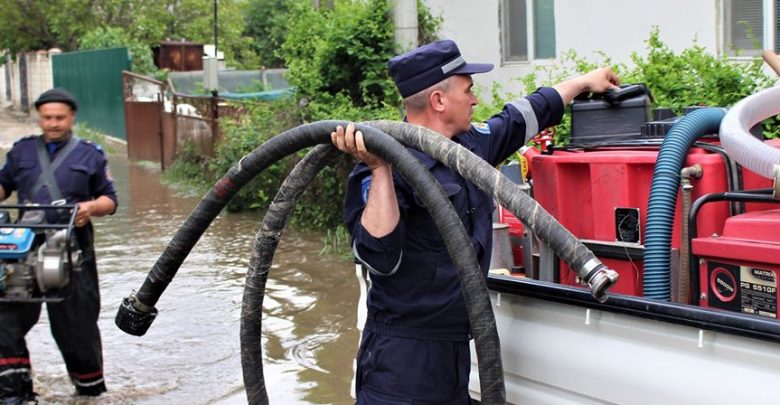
[{"left": 16, "top": 154, "right": 359, "bottom": 404}]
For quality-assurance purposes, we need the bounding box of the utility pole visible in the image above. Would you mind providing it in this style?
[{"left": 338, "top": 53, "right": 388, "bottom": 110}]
[
  {"left": 213, "top": 0, "right": 218, "bottom": 56},
  {"left": 393, "top": 0, "right": 419, "bottom": 51}
]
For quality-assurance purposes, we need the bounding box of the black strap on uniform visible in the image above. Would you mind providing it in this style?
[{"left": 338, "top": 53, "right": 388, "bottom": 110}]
[{"left": 30, "top": 135, "right": 80, "bottom": 203}]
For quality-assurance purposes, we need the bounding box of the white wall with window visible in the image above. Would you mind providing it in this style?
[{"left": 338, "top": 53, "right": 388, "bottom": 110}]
[
  {"left": 423, "top": 0, "right": 723, "bottom": 95},
  {"left": 725, "top": 0, "right": 779, "bottom": 56}
]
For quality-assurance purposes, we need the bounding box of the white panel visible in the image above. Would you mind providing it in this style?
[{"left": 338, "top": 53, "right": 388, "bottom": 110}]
[
  {"left": 422, "top": 0, "right": 718, "bottom": 96},
  {"left": 469, "top": 291, "right": 780, "bottom": 404}
]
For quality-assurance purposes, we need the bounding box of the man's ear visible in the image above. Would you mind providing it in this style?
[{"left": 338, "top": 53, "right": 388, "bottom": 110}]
[{"left": 430, "top": 90, "right": 446, "bottom": 112}]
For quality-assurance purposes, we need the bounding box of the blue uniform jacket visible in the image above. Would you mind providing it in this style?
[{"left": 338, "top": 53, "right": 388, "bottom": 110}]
[
  {"left": 344, "top": 87, "right": 564, "bottom": 341},
  {"left": 0, "top": 135, "right": 118, "bottom": 215}
]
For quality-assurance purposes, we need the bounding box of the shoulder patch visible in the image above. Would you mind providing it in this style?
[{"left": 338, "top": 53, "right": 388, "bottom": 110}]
[
  {"left": 13, "top": 135, "right": 38, "bottom": 145},
  {"left": 80, "top": 139, "right": 104, "bottom": 153},
  {"left": 471, "top": 122, "right": 491, "bottom": 135},
  {"left": 361, "top": 175, "right": 372, "bottom": 204}
]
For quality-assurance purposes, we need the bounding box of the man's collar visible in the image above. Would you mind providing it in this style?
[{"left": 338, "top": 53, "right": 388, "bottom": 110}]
[{"left": 42, "top": 131, "right": 73, "bottom": 144}]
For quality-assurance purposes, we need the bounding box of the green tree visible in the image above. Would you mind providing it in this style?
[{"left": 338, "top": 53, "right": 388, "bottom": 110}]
[
  {"left": 0, "top": 0, "right": 101, "bottom": 53},
  {"left": 245, "top": 0, "right": 291, "bottom": 68},
  {"left": 79, "top": 27, "right": 156, "bottom": 74},
  {"left": 280, "top": 0, "right": 440, "bottom": 121},
  {"left": 0, "top": 0, "right": 257, "bottom": 68}
]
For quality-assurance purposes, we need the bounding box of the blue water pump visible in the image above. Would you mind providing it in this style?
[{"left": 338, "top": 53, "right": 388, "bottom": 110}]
[{"left": 0, "top": 205, "right": 81, "bottom": 302}]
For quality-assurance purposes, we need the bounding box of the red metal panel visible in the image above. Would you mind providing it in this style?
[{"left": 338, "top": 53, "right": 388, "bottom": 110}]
[
  {"left": 498, "top": 205, "right": 525, "bottom": 267},
  {"left": 532, "top": 146, "right": 732, "bottom": 296},
  {"left": 693, "top": 209, "right": 780, "bottom": 262},
  {"left": 125, "top": 101, "right": 162, "bottom": 162}
]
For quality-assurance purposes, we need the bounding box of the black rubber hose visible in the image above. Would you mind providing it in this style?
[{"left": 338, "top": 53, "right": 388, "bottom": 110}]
[
  {"left": 117, "top": 121, "right": 505, "bottom": 403},
  {"left": 241, "top": 144, "right": 339, "bottom": 405},
  {"left": 367, "top": 121, "right": 619, "bottom": 300}
]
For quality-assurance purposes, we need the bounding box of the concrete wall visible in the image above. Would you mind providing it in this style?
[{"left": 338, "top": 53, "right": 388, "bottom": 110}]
[
  {"left": 1, "top": 49, "right": 60, "bottom": 112},
  {"left": 25, "top": 50, "right": 59, "bottom": 111},
  {"left": 0, "top": 63, "right": 6, "bottom": 103},
  {"left": 423, "top": 0, "right": 720, "bottom": 95},
  {"left": 8, "top": 59, "right": 21, "bottom": 108}
]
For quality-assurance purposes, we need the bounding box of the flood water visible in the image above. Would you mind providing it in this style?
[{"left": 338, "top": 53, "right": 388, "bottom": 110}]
[{"left": 19, "top": 155, "right": 359, "bottom": 404}]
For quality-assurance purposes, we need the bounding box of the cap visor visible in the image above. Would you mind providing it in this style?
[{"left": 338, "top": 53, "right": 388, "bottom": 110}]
[{"left": 453, "top": 62, "right": 494, "bottom": 75}]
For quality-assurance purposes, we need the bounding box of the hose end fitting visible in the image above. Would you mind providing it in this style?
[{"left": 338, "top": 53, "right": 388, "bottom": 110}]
[
  {"left": 586, "top": 267, "right": 619, "bottom": 303},
  {"left": 115, "top": 292, "right": 158, "bottom": 336}
]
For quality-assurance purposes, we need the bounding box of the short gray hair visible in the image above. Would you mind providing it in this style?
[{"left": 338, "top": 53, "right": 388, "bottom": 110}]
[{"left": 402, "top": 77, "right": 454, "bottom": 112}]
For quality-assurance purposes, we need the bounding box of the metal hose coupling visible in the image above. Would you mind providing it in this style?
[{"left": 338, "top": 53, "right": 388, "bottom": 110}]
[
  {"left": 581, "top": 259, "right": 619, "bottom": 303},
  {"left": 115, "top": 291, "right": 158, "bottom": 336}
]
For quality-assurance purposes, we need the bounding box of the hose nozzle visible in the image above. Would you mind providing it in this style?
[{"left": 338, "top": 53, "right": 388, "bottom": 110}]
[
  {"left": 586, "top": 267, "right": 619, "bottom": 303},
  {"left": 115, "top": 291, "right": 158, "bottom": 336}
]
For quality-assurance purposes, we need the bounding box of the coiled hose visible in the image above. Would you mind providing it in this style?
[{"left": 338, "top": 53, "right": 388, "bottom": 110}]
[
  {"left": 116, "top": 121, "right": 505, "bottom": 404},
  {"left": 241, "top": 144, "right": 339, "bottom": 404},
  {"left": 368, "top": 120, "right": 618, "bottom": 295},
  {"left": 116, "top": 120, "right": 620, "bottom": 404},
  {"left": 643, "top": 108, "right": 725, "bottom": 300}
]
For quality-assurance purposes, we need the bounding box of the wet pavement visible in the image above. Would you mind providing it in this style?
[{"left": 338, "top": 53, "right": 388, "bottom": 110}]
[{"left": 1, "top": 107, "right": 360, "bottom": 404}]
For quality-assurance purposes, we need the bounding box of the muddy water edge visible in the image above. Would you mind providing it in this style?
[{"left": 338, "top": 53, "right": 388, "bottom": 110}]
[{"left": 1, "top": 152, "right": 359, "bottom": 404}]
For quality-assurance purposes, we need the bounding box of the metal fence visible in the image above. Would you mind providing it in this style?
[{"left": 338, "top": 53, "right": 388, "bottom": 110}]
[
  {"left": 53, "top": 48, "right": 130, "bottom": 140},
  {"left": 122, "top": 72, "right": 223, "bottom": 169}
]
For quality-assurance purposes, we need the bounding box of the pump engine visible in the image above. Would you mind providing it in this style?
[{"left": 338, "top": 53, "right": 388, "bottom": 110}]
[{"left": 0, "top": 205, "right": 81, "bottom": 302}]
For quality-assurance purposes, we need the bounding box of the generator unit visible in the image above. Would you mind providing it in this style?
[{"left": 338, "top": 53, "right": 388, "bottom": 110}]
[
  {"left": 499, "top": 84, "right": 778, "bottom": 306},
  {"left": 0, "top": 205, "right": 81, "bottom": 302}
]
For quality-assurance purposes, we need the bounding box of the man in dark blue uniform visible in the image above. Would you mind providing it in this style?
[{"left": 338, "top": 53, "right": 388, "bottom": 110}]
[
  {"left": 0, "top": 88, "right": 117, "bottom": 403},
  {"left": 331, "top": 40, "right": 619, "bottom": 404}
]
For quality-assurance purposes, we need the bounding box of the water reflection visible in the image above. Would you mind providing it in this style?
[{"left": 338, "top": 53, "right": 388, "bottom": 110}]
[{"left": 17, "top": 155, "right": 358, "bottom": 404}]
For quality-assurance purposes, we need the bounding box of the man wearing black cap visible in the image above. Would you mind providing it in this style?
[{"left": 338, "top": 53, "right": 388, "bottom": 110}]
[
  {"left": 332, "top": 39, "right": 619, "bottom": 404},
  {"left": 0, "top": 88, "right": 117, "bottom": 402}
]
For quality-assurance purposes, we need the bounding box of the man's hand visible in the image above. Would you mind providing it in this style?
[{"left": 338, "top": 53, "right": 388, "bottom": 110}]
[
  {"left": 75, "top": 201, "right": 95, "bottom": 227},
  {"left": 553, "top": 67, "right": 621, "bottom": 105},
  {"left": 75, "top": 196, "right": 116, "bottom": 227},
  {"left": 331, "top": 123, "right": 388, "bottom": 171}
]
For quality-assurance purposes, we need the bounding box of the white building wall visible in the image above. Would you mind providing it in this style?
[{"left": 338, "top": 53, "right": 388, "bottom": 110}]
[{"left": 423, "top": 0, "right": 720, "bottom": 95}]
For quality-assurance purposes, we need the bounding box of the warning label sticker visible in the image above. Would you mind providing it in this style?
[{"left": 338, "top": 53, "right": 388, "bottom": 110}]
[{"left": 740, "top": 267, "right": 778, "bottom": 319}]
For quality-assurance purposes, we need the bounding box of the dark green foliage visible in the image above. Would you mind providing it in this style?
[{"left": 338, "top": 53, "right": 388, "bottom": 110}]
[
  {"left": 0, "top": 0, "right": 256, "bottom": 69},
  {"left": 282, "top": 0, "right": 401, "bottom": 121},
  {"left": 79, "top": 27, "right": 156, "bottom": 74},
  {"left": 167, "top": 0, "right": 441, "bottom": 230},
  {"left": 245, "top": 0, "right": 291, "bottom": 68},
  {"left": 482, "top": 28, "right": 779, "bottom": 144},
  {"left": 623, "top": 28, "right": 775, "bottom": 114}
]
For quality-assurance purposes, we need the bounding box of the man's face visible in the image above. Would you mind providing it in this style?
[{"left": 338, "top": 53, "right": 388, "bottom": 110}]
[
  {"left": 37, "top": 102, "right": 75, "bottom": 142},
  {"left": 440, "top": 75, "right": 478, "bottom": 134}
]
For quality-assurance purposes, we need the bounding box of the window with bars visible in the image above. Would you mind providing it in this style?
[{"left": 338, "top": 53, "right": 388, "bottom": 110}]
[
  {"left": 725, "top": 0, "right": 780, "bottom": 55},
  {"left": 501, "top": 0, "right": 556, "bottom": 63}
]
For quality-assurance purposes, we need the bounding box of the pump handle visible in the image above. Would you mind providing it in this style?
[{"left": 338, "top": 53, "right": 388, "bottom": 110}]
[{"left": 603, "top": 84, "right": 646, "bottom": 104}]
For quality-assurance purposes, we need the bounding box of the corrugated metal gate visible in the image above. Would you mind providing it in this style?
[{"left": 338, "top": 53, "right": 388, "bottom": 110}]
[{"left": 52, "top": 48, "right": 129, "bottom": 140}]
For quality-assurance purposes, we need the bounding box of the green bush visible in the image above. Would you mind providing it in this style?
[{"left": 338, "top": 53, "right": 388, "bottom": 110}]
[
  {"left": 161, "top": 141, "right": 211, "bottom": 195},
  {"left": 282, "top": 0, "right": 399, "bottom": 121},
  {"left": 512, "top": 28, "right": 778, "bottom": 143},
  {"left": 281, "top": 0, "right": 440, "bottom": 122},
  {"left": 623, "top": 28, "right": 776, "bottom": 114},
  {"left": 166, "top": 0, "right": 442, "bottom": 231},
  {"left": 209, "top": 98, "right": 303, "bottom": 212}
]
